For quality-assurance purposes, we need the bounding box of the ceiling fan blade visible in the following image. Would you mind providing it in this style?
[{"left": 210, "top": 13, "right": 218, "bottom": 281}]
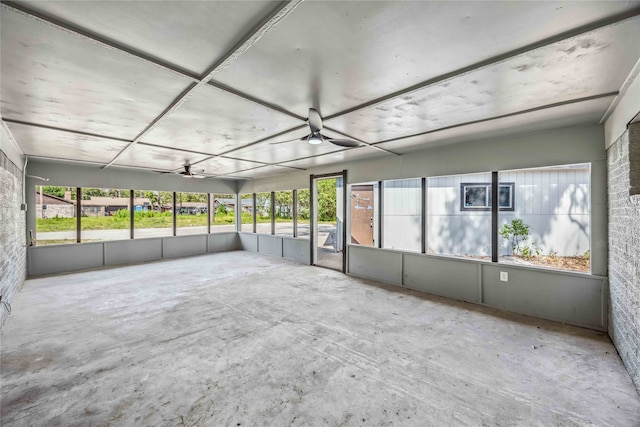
[
  {"left": 327, "top": 138, "right": 360, "bottom": 148},
  {"left": 308, "top": 108, "right": 322, "bottom": 133}
]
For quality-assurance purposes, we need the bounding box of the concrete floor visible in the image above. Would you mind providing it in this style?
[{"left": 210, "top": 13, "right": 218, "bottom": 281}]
[{"left": 1, "top": 252, "right": 639, "bottom": 426}]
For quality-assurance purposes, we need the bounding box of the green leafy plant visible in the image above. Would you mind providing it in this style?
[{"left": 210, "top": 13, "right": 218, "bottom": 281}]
[{"left": 499, "top": 218, "right": 540, "bottom": 258}]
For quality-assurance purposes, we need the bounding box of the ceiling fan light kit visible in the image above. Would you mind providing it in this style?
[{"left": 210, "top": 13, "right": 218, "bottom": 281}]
[
  {"left": 271, "top": 108, "right": 360, "bottom": 148},
  {"left": 307, "top": 134, "right": 323, "bottom": 145}
]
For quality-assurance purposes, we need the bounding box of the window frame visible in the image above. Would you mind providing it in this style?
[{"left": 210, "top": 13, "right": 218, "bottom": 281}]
[{"left": 460, "top": 182, "right": 515, "bottom": 211}]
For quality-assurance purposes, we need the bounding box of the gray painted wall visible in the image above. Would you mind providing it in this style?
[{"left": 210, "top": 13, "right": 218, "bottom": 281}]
[
  {"left": 239, "top": 233, "right": 258, "bottom": 252},
  {"left": 258, "top": 235, "right": 283, "bottom": 258},
  {"left": 27, "top": 233, "right": 239, "bottom": 276},
  {"left": 208, "top": 233, "right": 240, "bottom": 253},
  {"left": 163, "top": 235, "right": 208, "bottom": 259},
  {"left": 403, "top": 254, "right": 480, "bottom": 302},
  {"left": 0, "top": 148, "right": 26, "bottom": 327},
  {"left": 349, "top": 244, "right": 606, "bottom": 330},
  {"left": 105, "top": 238, "right": 163, "bottom": 266},
  {"left": 283, "top": 237, "right": 311, "bottom": 265},
  {"left": 348, "top": 246, "right": 403, "bottom": 286},
  {"left": 607, "top": 124, "right": 640, "bottom": 391}
]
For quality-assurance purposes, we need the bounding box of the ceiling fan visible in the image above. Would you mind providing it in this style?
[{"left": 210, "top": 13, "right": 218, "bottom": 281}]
[
  {"left": 162, "top": 164, "right": 207, "bottom": 178},
  {"left": 272, "top": 108, "right": 360, "bottom": 147}
]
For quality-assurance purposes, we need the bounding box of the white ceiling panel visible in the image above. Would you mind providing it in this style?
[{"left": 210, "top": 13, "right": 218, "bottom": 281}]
[
  {"left": 277, "top": 147, "right": 387, "bottom": 170},
  {"left": 0, "top": 6, "right": 192, "bottom": 140},
  {"left": 213, "top": 1, "right": 640, "bottom": 118},
  {"left": 374, "top": 96, "right": 616, "bottom": 153},
  {"left": 140, "top": 85, "right": 302, "bottom": 155},
  {"left": 325, "top": 18, "right": 640, "bottom": 143},
  {"left": 227, "top": 165, "right": 300, "bottom": 179},
  {"left": 225, "top": 128, "right": 349, "bottom": 163},
  {"left": 112, "top": 144, "right": 211, "bottom": 172},
  {"left": 16, "top": 1, "right": 282, "bottom": 75},
  {"left": 6, "top": 122, "right": 130, "bottom": 164},
  {"left": 193, "top": 156, "right": 267, "bottom": 176}
]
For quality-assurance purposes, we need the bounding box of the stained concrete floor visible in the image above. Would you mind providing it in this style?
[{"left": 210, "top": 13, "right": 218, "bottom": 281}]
[{"left": 1, "top": 252, "right": 639, "bottom": 426}]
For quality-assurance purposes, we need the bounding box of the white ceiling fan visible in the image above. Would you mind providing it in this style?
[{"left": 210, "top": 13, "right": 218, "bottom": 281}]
[{"left": 272, "top": 108, "right": 360, "bottom": 147}]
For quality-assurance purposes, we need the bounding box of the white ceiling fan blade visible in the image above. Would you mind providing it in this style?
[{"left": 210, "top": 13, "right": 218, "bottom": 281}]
[
  {"left": 308, "top": 108, "right": 322, "bottom": 134},
  {"left": 327, "top": 138, "right": 360, "bottom": 148}
]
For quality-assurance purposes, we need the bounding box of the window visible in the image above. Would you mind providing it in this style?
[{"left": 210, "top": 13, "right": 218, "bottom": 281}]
[
  {"left": 383, "top": 178, "right": 421, "bottom": 252},
  {"left": 134, "top": 190, "right": 172, "bottom": 239},
  {"left": 81, "top": 187, "right": 130, "bottom": 242},
  {"left": 274, "top": 190, "right": 293, "bottom": 236},
  {"left": 35, "top": 186, "right": 76, "bottom": 245},
  {"left": 428, "top": 172, "right": 492, "bottom": 259},
  {"left": 498, "top": 164, "right": 590, "bottom": 273},
  {"left": 211, "top": 193, "right": 235, "bottom": 233},
  {"left": 350, "top": 182, "right": 378, "bottom": 247},
  {"left": 255, "top": 192, "right": 271, "bottom": 234},
  {"left": 240, "top": 194, "right": 254, "bottom": 232},
  {"left": 176, "top": 192, "right": 208, "bottom": 235},
  {"left": 296, "top": 188, "right": 310, "bottom": 238},
  {"left": 460, "top": 183, "right": 514, "bottom": 211}
]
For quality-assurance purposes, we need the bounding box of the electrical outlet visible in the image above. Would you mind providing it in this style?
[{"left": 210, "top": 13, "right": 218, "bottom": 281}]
[{"left": 500, "top": 271, "right": 509, "bottom": 282}]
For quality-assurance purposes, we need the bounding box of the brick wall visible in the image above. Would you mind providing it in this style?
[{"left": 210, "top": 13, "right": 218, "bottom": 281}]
[
  {"left": 0, "top": 149, "right": 26, "bottom": 328},
  {"left": 607, "top": 123, "right": 640, "bottom": 391}
]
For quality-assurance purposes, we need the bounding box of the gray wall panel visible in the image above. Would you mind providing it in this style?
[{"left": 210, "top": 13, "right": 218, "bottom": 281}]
[
  {"left": 162, "top": 235, "right": 208, "bottom": 259},
  {"left": 258, "top": 235, "right": 283, "bottom": 258},
  {"left": 403, "top": 254, "right": 480, "bottom": 302},
  {"left": 239, "top": 233, "right": 258, "bottom": 252},
  {"left": 283, "top": 238, "right": 310, "bottom": 264},
  {"left": 208, "top": 233, "right": 240, "bottom": 253},
  {"left": 28, "top": 243, "right": 104, "bottom": 276},
  {"left": 347, "top": 245, "right": 402, "bottom": 285},
  {"left": 482, "top": 264, "right": 604, "bottom": 329},
  {"left": 105, "top": 238, "right": 162, "bottom": 266}
]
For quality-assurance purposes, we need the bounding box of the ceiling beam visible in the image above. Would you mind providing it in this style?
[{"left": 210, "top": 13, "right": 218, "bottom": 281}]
[
  {"left": 2, "top": 118, "right": 132, "bottom": 143},
  {"left": 102, "top": 0, "right": 306, "bottom": 169},
  {"left": 323, "top": 8, "right": 640, "bottom": 122},
  {"left": 373, "top": 92, "right": 619, "bottom": 146}
]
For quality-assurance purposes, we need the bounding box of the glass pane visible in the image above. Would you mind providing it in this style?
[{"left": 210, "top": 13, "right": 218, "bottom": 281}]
[
  {"left": 211, "top": 194, "right": 236, "bottom": 233},
  {"left": 296, "top": 188, "right": 310, "bottom": 239},
  {"left": 134, "top": 191, "right": 172, "bottom": 238},
  {"left": 316, "top": 177, "right": 342, "bottom": 270},
  {"left": 176, "top": 192, "right": 208, "bottom": 235},
  {"left": 35, "top": 186, "right": 76, "bottom": 245},
  {"left": 383, "top": 178, "right": 421, "bottom": 252},
  {"left": 350, "top": 182, "right": 378, "bottom": 246},
  {"left": 255, "top": 192, "right": 271, "bottom": 234},
  {"left": 81, "top": 188, "right": 130, "bottom": 242},
  {"left": 464, "top": 185, "right": 488, "bottom": 208},
  {"left": 427, "top": 172, "right": 492, "bottom": 259},
  {"left": 499, "top": 164, "right": 590, "bottom": 273},
  {"left": 240, "top": 194, "right": 254, "bottom": 232},
  {"left": 274, "top": 190, "right": 293, "bottom": 236}
]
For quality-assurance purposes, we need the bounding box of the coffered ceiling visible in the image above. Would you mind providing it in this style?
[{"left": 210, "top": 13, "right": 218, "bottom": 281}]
[{"left": 1, "top": 1, "right": 639, "bottom": 180}]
